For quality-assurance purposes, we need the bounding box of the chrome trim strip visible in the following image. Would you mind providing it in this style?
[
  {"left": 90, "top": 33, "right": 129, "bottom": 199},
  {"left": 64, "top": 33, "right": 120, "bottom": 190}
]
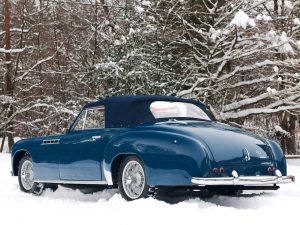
[
  {"left": 35, "top": 179, "right": 108, "bottom": 185},
  {"left": 42, "top": 139, "right": 60, "bottom": 145},
  {"left": 192, "top": 170, "right": 295, "bottom": 186},
  {"left": 92, "top": 135, "right": 102, "bottom": 140},
  {"left": 104, "top": 169, "right": 113, "bottom": 185}
]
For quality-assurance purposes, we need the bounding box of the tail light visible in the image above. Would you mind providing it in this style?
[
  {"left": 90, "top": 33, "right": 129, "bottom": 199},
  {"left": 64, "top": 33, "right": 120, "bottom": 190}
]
[
  {"left": 212, "top": 167, "right": 218, "bottom": 175},
  {"left": 219, "top": 167, "right": 225, "bottom": 174},
  {"left": 268, "top": 166, "right": 273, "bottom": 174}
]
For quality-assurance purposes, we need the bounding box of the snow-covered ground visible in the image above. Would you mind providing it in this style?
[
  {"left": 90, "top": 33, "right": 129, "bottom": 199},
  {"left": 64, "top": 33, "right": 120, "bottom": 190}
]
[{"left": 0, "top": 153, "right": 299, "bottom": 225}]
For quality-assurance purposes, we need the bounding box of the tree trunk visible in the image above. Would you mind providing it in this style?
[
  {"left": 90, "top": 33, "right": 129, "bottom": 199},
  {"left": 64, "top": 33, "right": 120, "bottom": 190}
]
[
  {"left": 3, "top": 0, "right": 14, "bottom": 151},
  {"left": 286, "top": 114, "right": 297, "bottom": 155},
  {"left": 274, "top": 0, "right": 279, "bottom": 29},
  {"left": 0, "top": 135, "right": 6, "bottom": 153},
  {"left": 280, "top": 113, "right": 297, "bottom": 155}
]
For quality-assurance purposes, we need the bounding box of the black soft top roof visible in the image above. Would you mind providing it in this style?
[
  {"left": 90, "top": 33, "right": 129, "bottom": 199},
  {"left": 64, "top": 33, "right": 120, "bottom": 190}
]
[{"left": 83, "top": 95, "right": 213, "bottom": 128}]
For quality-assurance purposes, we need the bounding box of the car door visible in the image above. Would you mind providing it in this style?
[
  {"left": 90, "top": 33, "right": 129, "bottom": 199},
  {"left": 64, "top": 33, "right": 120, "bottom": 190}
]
[{"left": 59, "top": 106, "right": 108, "bottom": 181}]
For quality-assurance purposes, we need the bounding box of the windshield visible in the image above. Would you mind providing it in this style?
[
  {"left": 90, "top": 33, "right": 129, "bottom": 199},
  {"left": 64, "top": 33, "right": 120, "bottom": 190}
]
[{"left": 150, "top": 101, "right": 211, "bottom": 121}]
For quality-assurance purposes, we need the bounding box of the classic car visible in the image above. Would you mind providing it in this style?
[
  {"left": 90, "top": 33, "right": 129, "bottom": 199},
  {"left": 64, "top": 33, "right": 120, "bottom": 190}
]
[{"left": 11, "top": 95, "right": 295, "bottom": 200}]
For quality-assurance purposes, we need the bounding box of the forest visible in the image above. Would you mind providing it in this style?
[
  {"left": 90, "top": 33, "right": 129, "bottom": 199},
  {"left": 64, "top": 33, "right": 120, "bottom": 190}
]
[{"left": 1, "top": 0, "right": 300, "bottom": 154}]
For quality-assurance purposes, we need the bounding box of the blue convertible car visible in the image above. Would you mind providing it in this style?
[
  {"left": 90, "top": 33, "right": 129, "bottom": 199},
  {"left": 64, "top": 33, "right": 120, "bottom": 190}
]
[{"left": 11, "top": 96, "right": 294, "bottom": 200}]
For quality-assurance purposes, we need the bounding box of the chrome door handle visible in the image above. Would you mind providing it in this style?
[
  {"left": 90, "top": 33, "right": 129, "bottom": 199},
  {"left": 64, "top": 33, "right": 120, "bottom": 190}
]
[{"left": 92, "top": 136, "right": 102, "bottom": 141}]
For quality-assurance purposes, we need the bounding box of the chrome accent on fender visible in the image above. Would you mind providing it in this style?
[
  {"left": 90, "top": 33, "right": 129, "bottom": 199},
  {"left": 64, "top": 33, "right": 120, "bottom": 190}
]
[
  {"left": 103, "top": 169, "right": 113, "bottom": 185},
  {"left": 42, "top": 139, "right": 60, "bottom": 145},
  {"left": 34, "top": 179, "right": 108, "bottom": 185},
  {"left": 275, "top": 169, "right": 282, "bottom": 177},
  {"left": 232, "top": 170, "right": 239, "bottom": 184},
  {"left": 232, "top": 170, "right": 238, "bottom": 178},
  {"left": 192, "top": 170, "right": 295, "bottom": 186},
  {"left": 92, "top": 135, "right": 102, "bottom": 141}
]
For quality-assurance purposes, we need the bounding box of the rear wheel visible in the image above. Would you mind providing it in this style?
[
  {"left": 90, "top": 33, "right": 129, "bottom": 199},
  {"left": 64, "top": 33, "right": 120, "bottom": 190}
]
[
  {"left": 118, "top": 156, "right": 149, "bottom": 201},
  {"left": 18, "top": 155, "right": 44, "bottom": 195}
]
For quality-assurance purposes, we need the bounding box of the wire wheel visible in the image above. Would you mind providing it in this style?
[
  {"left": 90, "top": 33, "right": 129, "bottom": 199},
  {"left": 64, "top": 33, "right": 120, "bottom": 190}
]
[
  {"left": 118, "top": 156, "right": 149, "bottom": 200},
  {"left": 20, "top": 159, "right": 34, "bottom": 191},
  {"left": 18, "top": 155, "right": 44, "bottom": 195}
]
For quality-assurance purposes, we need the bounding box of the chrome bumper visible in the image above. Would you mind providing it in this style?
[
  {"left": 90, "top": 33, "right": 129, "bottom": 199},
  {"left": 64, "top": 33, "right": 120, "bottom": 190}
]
[{"left": 191, "top": 170, "right": 295, "bottom": 186}]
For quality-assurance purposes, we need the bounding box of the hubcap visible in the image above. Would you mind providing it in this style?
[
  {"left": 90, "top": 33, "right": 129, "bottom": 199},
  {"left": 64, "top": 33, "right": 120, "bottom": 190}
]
[
  {"left": 21, "top": 160, "right": 34, "bottom": 191},
  {"left": 122, "top": 161, "right": 145, "bottom": 199}
]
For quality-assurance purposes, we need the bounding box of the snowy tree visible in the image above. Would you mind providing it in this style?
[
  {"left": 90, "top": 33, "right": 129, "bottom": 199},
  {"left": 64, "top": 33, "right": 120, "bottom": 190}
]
[
  {"left": 140, "top": 0, "right": 300, "bottom": 153},
  {"left": 1, "top": 0, "right": 300, "bottom": 154}
]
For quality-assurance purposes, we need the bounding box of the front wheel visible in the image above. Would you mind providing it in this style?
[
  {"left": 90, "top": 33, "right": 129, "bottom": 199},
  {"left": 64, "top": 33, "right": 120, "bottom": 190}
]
[
  {"left": 18, "top": 155, "right": 44, "bottom": 195},
  {"left": 118, "top": 156, "right": 149, "bottom": 201}
]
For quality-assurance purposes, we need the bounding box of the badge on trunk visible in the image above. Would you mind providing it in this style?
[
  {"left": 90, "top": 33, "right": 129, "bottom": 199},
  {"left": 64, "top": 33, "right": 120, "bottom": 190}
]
[{"left": 242, "top": 147, "right": 251, "bottom": 161}]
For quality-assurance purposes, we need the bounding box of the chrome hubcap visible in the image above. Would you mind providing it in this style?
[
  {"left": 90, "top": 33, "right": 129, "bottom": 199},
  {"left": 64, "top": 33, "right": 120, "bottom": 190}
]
[
  {"left": 122, "top": 161, "right": 145, "bottom": 199},
  {"left": 21, "top": 160, "right": 34, "bottom": 191}
]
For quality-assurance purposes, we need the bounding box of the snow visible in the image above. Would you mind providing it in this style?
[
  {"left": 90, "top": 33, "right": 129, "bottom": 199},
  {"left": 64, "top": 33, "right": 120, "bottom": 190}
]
[
  {"left": 10, "top": 28, "right": 29, "bottom": 33},
  {"left": 230, "top": 10, "right": 255, "bottom": 29},
  {"left": 135, "top": 6, "right": 145, "bottom": 14},
  {"left": 114, "top": 40, "right": 121, "bottom": 46},
  {"left": 266, "top": 30, "right": 294, "bottom": 54},
  {"left": 256, "top": 14, "right": 272, "bottom": 22},
  {"left": 278, "top": 32, "right": 294, "bottom": 54},
  {"left": 141, "top": 1, "right": 151, "bottom": 7},
  {"left": 284, "top": 0, "right": 294, "bottom": 11},
  {"left": 148, "top": 16, "right": 155, "bottom": 21},
  {"left": 266, "top": 29, "right": 277, "bottom": 40},
  {"left": 129, "top": 28, "right": 135, "bottom": 35},
  {"left": 264, "top": 0, "right": 294, "bottom": 13},
  {"left": 0, "top": 153, "right": 299, "bottom": 225},
  {"left": 274, "top": 125, "right": 290, "bottom": 136},
  {"left": 0, "top": 48, "right": 25, "bottom": 53},
  {"left": 294, "top": 18, "right": 300, "bottom": 26},
  {"left": 267, "top": 87, "right": 276, "bottom": 94},
  {"left": 209, "top": 28, "right": 222, "bottom": 42}
]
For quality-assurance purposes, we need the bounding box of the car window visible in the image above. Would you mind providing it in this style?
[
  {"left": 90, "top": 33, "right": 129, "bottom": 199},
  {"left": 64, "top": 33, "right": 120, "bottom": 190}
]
[
  {"left": 73, "top": 107, "right": 105, "bottom": 130},
  {"left": 73, "top": 110, "right": 86, "bottom": 130},
  {"left": 150, "top": 101, "right": 211, "bottom": 121}
]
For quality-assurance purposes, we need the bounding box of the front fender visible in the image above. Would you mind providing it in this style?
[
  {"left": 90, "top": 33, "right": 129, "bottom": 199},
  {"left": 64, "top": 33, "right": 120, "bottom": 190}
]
[
  {"left": 103, "top": 130, "right": 211, "bottom": 186},
  {"left": 11, "top": 139, "right": 35, "bottom": 176}
]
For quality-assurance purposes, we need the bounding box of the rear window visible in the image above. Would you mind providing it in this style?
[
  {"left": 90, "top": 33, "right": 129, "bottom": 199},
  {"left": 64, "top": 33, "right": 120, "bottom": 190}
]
[{"left": 150, "top": 101, "right": 211, "bottom": 121}]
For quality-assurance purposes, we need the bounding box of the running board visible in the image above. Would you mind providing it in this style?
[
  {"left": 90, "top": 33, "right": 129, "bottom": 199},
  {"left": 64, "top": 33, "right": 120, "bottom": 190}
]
[{"left": 35, "top": 179, "right": 108, "bottom": 185}]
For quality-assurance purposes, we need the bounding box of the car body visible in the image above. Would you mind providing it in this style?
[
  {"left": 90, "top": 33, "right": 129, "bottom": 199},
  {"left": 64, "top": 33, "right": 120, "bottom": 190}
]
[{"left": 11, "top": 95, "right": 295, "bottom": 200}]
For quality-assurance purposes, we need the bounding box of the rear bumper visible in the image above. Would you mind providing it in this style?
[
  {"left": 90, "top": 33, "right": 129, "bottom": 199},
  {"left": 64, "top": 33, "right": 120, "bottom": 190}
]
[{"left": 191, "top": 169, "right": 295, "bottom": 186}]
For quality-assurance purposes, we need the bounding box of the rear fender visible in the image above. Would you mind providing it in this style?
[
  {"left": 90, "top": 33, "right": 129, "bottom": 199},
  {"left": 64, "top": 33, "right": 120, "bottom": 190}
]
[
  {"left": 103, "top": 130, "right": 210, "bottom": 186},
  {"left": 267, "top": 140, "right": 287, "bottom": 175}
]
